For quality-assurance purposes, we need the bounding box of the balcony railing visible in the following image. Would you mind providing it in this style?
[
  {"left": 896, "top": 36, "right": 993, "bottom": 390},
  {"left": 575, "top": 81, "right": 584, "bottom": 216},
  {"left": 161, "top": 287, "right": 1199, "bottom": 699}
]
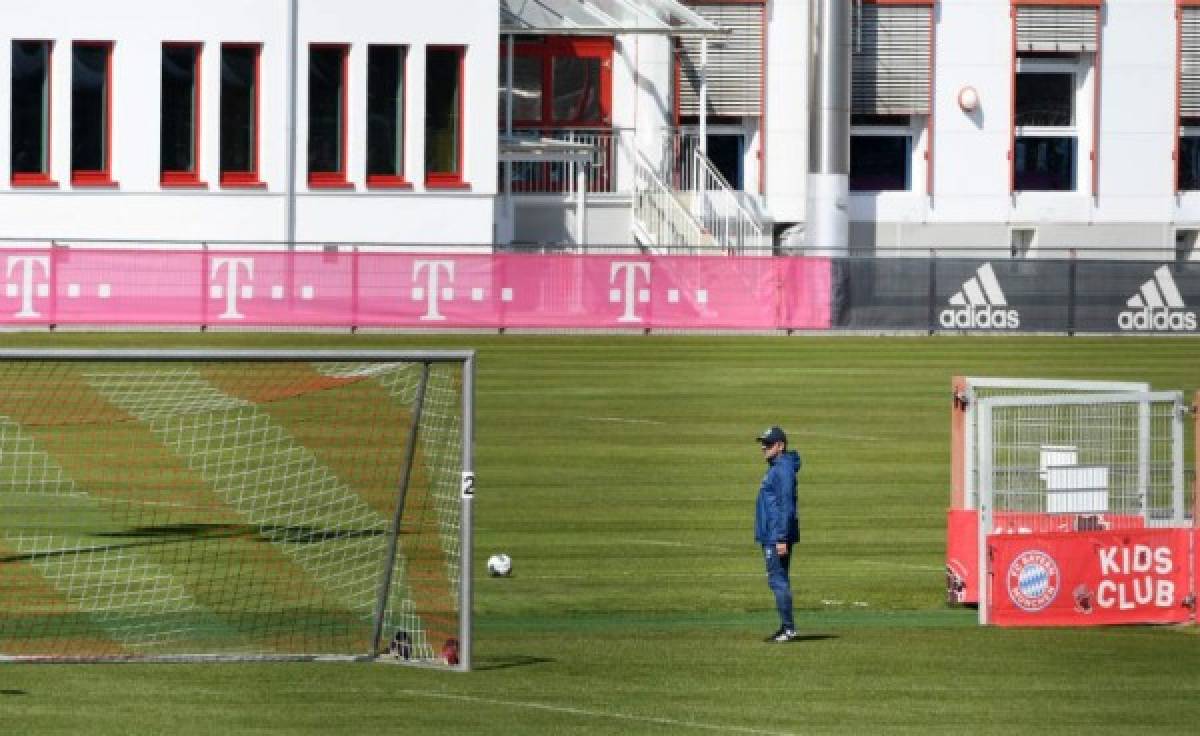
[{"left": 498, "top": 128, "right": 632, "bottom": 195}]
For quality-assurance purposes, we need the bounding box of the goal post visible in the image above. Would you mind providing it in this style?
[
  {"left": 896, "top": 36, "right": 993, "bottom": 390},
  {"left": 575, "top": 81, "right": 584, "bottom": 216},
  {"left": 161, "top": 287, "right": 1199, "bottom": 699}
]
[{"left": 0, "top": 349, "right": 474, "bottom": 669}]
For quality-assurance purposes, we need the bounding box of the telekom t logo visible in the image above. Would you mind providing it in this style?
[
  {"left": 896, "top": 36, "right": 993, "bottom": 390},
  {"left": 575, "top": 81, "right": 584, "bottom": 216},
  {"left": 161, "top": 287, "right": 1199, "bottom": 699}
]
[
  {"left": 413, "top": 260, "right": 455, "bottom": 320},
  {"left": 211, "top": 257, "right": 254, "bottom": 319},
  {"left": 610, "top": 261, "right": 650, "bottom": 323},
  {"left": 6, "top": 255, "right": 50, "bottom": 318}
]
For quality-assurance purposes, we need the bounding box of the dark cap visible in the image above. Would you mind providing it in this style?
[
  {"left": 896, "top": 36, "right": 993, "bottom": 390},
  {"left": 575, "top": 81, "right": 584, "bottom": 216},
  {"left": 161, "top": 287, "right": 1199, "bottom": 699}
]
[{"left": 756, "top": 425, "right": 787, "bottom": 445}]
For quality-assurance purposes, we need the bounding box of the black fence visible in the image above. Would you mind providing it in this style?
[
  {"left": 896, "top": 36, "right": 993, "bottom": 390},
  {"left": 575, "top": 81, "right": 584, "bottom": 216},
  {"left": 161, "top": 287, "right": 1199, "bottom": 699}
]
[{"left": 833, "top": 258, "right": 1200, "bottom": 333}]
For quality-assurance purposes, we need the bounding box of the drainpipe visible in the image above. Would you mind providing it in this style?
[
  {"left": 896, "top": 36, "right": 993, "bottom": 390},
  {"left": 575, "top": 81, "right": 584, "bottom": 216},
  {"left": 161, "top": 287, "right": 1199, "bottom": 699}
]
[
  {"left": 504, "top": 34, "right": 514, "bottom": 245},
  {"left": 285, "top": 0, "right": 299, "bottom": 250},
  {"left": 806, "top": 0, "right": 850, "bottom": 255}
]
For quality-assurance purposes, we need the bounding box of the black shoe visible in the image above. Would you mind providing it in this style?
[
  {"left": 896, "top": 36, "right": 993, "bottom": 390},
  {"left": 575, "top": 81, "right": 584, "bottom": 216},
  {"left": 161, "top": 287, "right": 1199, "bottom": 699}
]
[{"left": 764, "top": 627, "right": 798, "bottom": 642}]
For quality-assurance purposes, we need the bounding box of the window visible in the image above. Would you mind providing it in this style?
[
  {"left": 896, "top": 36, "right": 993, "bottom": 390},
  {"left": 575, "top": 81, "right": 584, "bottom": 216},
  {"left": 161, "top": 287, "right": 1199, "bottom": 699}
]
[
  {"left": 1180, "top": 124, "right": 1200, "bottom": 191},
  {"left": 220, "top": 44, "right": 261, "bottom": 187},
  {"left": 849, "top": 1, "right": 933, "bottom": 194},
  {"left": 161, "top": 43, "right": 202, "bottom": 186},
  {"left": 1175, "top": 229, "right": 1199, "bottom": 262},
  {"left": 1011, "top": 2, "right": 1098, "bottom": 194},
  {"left": 1010, "top": 227, "right": 1037, "bottom": 258},
  {"left": 367, "top": 45, "right": 407, "bottom": 187},
  {"left": 11, "top": 40, "right": 53, "bottom": 186},
  {"left": 308, "top": 44, "right": 349, "bottom": 187},
  {"left": 1180, "top": 6, "right": 1200, "bottom": 190},
  {"left": 499, "top": 38, "right": 611, "bottom": 128},
  {"left": 426, "top": 46, "right": 465, "bottom": 187},
  {"left": 71, "top": 41, "right": 114, "bottom": 186},
  {"left": 850, "top": 115, "right": 915, "bottom": 192},
  {"left": 676, "top": 3, "right": 764, "bottom": 118},
  {"left": 1013, "top": 57, "right": 1085, "bottom": 192}
]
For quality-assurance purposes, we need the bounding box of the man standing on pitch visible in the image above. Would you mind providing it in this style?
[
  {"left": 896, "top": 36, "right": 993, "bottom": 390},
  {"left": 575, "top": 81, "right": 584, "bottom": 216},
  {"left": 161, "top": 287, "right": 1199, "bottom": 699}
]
[{"left": 755, "top": 425, "right": 801, "bottom": 642}]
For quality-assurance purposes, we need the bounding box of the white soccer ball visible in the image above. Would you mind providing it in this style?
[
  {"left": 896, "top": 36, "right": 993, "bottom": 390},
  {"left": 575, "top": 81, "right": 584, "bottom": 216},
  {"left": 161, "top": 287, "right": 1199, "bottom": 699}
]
[{"left": 487, "top": 553, "right": 513, "bottom": 577}]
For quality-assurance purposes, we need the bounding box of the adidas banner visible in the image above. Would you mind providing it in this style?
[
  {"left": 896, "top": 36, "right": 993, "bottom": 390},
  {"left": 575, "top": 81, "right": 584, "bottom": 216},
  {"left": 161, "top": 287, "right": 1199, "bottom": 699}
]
[
  {"left": 833, "top": 259, "right": 1200, "bottom": 333},
  {"left": 833, "top": 259, "right": 1072, "bottom": 331},
  {"left": 933, "top": 260, "right": 1071, "bottom": 332},
  {"left": 1074, "top": 261, "right": 1200, "bottom": 333}
]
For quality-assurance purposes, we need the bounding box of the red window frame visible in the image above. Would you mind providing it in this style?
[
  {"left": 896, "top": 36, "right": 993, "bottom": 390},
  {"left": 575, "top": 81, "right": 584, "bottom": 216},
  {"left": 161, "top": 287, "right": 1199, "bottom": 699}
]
[
  {"left": 308, "top": 43, "right": 351, "bottom": 189},
  {"left": 1009, "top": 0, "right": 1102, "bottom": 196},
  {"left": 425, "top": 45, "right": 468, "bottom": 189},
  {"left": 220, "top": 42, "right": 264, "bottom": 188},
  {"left": 504, "top": 36, "right": 613, "bottom": 129},
  {"left": 161, "top": 42, "right": 204, "bottom": 188},
  {"left": 71, "top": 40, "right": 116, "bottom": 187},
  {"left": 11, "top": 39, "right": 56, "bottom": 187},
  {"left": 1176, "top": 0, "right": 1200, "bottom": 191},
  {"left": 366, "top": 44, "right": 409, "bottom": 189}
]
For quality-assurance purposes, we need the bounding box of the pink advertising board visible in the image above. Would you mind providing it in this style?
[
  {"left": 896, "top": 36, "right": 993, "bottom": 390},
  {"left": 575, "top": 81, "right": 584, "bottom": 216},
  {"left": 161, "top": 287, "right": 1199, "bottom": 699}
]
[{"left": 0, "top": 249, "right": 831, "bottom": 330}]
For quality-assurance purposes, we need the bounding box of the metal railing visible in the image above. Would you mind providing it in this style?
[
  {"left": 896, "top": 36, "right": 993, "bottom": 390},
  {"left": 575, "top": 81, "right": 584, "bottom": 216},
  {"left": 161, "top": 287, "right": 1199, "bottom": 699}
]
[
  {"left": 660, "top": 133, "right": 768, "bottom": 254},
  {"left": 632, "top": 151, "right": 713, "bottom": 252},
  {"left": 497, "top": 128, "right": 630, "bottom": 195}
]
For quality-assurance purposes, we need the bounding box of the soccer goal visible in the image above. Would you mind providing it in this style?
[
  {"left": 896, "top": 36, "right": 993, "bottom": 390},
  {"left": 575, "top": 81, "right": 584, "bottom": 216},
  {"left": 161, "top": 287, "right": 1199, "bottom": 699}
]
[{"left": 0, "top": 349, "right": 474, "bottom": 668}]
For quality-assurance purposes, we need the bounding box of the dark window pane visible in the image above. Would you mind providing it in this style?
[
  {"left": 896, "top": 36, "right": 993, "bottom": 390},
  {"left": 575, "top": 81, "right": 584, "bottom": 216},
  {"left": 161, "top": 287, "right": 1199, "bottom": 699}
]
[
  {"left": 850, "top": 135, "right": 910, "bottom": 191},
  {"left": 498, "top": 55, "right": 542, "bottom": 122},
  {"left": 1014, "top": 136, "right": 1075, "bottom": 191},
  {"left": 1180, "top": 137, "right": 1200, "bottom": 191},
  {"left": 11, "top": 41, "right": 49, "bottom": 175},
  {"left": 552, "top": 57, "right": 602, "bottom": 123},
  {"left": 367, "top": 46, "right": 405, "bottom": 177},
  {"left": 72, "top": 44, "right": 109, "bottom": 172},
  {"left": 426, "top": 48, "right": 461, "bottom": 176},
  {"left": 161, "top": 45, "right": 197, "bottom": 174},
  {"left": 308, "top": 46, "right": 344, "bottom": 175},
  {"left": 1015, "top": 72, "right": 1073, "bottom": 127},
  {"left": 221, "top": 46, "right": 257, "bottom": 174}
]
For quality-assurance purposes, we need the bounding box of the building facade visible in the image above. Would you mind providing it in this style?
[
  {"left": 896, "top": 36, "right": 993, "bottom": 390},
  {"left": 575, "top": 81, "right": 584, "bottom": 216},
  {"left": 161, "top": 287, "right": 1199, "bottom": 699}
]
[
  {"left": 1, "top": 0, "right": 498, "bottom": 245},
  {"left": 2, "top": 1, "right": 1199, "bottom": 258}
]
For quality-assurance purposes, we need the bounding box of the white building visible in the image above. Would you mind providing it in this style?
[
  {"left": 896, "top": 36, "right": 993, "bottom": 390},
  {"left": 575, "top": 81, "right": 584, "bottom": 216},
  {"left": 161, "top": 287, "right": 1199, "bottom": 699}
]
[
  {"left": 2, "top": 1, "right": 1199, "bottom": 258},
  {"left": 1, "top": 0, "right": 498, "bottom": 245}
]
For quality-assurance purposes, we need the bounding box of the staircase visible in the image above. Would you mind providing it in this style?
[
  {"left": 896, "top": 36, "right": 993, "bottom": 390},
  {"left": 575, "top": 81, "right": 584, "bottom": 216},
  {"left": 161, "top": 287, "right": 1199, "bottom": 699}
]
[
  {"left": 632, "top": 143, "right": 768, "bottom": 254},
  {"left": 632, "top": 152, "right": 715, "bottom": 253}
]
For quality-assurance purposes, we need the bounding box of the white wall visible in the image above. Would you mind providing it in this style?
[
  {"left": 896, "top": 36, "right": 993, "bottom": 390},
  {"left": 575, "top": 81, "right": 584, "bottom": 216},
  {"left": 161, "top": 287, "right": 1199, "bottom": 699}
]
[
  {"left": 763, "top": 0, "right": 809, "bottom": 224},
  {"left": 844, "top": 0, "right": 1186, "bottom": 250},
  {"left": 0, "top": 0, "right": 497, "bottom": 245}
]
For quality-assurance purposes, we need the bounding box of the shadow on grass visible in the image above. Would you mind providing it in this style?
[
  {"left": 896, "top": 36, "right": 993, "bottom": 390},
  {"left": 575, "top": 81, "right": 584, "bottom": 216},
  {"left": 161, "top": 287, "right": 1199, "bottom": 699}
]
[
  {"left": 786, "top": 634, "right": 838, "bottom": 643},
  {"left": 472, "top": 655, "right": 556, "bottom": 671},
  {"left": 1, "top": 523, "right": 387, "bottom": 565},
  {"left": 1, "top": 689, "right": 28, "bottom": 696}
]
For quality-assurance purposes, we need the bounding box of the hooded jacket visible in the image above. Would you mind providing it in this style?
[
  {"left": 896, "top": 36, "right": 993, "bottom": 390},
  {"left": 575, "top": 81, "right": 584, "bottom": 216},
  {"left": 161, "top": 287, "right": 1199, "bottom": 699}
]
[{"left": 755, "top": 450, "right": 800, "bottom": 545}]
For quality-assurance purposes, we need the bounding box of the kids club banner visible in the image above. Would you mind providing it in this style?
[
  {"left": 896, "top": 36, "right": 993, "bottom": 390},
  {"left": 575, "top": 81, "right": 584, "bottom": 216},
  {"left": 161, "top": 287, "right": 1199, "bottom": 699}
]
[
  {"left": 0, "top": 249, "right": 832, "bottom": 330},
  {"left": 988, "top": 529, "right": 1195, "bottom": 627}
]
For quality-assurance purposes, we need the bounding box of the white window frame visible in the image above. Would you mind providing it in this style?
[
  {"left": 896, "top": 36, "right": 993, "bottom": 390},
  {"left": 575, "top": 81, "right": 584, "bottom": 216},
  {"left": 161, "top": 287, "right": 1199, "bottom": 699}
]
[
  {"left": 1013, "top": 54, "right": 1093, "bottom": 194},
  {"left": 849, "top": 115, "right": 927, "bottom": 193}
]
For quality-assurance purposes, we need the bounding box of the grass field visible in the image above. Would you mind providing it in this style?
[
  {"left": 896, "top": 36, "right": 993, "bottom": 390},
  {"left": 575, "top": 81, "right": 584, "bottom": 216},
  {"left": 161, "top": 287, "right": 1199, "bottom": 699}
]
[{"left": 2, "top": 333, "right": 1199, "bottom": 735}]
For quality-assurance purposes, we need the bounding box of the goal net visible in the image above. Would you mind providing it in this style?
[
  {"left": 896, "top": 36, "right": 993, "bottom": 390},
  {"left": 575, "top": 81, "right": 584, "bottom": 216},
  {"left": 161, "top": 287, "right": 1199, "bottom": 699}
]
[{"left": 0, "top": 349, "right": 474, "bottom": 667}]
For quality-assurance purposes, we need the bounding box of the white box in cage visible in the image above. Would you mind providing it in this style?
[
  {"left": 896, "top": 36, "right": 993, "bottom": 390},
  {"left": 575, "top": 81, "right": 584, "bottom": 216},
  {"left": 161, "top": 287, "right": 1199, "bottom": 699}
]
[{"left": 1045, "top": 466, "right": 1109, "bottom": 513}]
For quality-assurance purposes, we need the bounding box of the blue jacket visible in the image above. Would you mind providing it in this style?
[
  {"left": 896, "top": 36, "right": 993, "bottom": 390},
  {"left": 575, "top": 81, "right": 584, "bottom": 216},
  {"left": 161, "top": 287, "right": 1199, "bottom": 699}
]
[{"left": 755, "top": 450, "right": 800, "bottom": 545}]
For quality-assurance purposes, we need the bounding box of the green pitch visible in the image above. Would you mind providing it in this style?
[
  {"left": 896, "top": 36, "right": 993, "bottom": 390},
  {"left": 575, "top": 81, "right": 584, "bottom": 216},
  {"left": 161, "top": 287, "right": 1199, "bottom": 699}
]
[{"left": 2, "top": 333, "right": 1199, "bottom": 735}]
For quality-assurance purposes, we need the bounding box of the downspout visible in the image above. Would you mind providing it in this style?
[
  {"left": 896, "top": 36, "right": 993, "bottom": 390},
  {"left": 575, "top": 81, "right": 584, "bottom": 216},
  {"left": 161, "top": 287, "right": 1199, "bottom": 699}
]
[
  {"left": 504, "top": 34, "right": 514, "bottom": 245},
  {"left": 806, "top": 0, "right": 850, "bottom": 255},
  {"left": 286, "top": 0, "right": 299, "bottom": 249}
]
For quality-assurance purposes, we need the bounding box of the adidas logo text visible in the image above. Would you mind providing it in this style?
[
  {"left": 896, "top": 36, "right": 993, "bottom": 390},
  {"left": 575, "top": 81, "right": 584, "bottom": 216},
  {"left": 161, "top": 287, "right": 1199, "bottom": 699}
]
[
  {"left": 1117, "top": 266, "right": 1196, "bottom": 332},
  {"left": 939, "top": 263, "right": 1021, "bottom": 330}
]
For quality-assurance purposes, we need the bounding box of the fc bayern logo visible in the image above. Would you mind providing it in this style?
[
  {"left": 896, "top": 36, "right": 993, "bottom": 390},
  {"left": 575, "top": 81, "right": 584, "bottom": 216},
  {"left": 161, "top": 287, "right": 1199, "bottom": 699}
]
[{"left": 1007, "top": 549, "right": 1060, "bottom": 612}]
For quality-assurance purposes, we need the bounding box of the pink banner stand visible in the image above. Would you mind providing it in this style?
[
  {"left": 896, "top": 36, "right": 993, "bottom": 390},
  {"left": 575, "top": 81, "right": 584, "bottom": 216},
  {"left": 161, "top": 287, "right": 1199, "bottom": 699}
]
[{"left": 0, "top": 250, "right": 832, "bottom": 331}]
